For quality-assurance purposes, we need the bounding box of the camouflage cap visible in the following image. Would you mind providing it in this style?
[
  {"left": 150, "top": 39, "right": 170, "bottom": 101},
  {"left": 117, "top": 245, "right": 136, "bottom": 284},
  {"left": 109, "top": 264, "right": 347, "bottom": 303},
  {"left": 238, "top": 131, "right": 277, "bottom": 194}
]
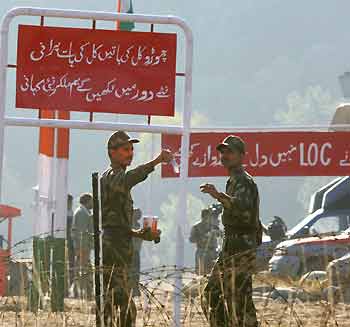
[
  {"left": 107, "top": 131, "right": 140, "bottom": 149},
  {"left": 133, "top": 208, "right": 142, "bottom": 220},
  {"left": 216, "top": 135, "right": 245, "bottom": 154},
  {"left": 273, "top": 216, "right": 284, "bottom": 223},
  {"left": 201, "top": 208, "right": 211, "bottom": 217}
]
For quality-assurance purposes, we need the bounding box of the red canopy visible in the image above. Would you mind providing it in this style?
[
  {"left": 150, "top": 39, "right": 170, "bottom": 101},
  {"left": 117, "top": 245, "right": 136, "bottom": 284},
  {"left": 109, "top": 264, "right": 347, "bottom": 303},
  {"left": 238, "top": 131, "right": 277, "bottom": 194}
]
[{"left": 0, "top": 205, "right": 21, "bottom": 218}]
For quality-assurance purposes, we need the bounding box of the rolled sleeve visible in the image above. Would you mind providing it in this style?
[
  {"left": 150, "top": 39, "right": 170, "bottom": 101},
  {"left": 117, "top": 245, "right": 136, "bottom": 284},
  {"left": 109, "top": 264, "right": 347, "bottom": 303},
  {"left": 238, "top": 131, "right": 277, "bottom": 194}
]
[
  {"left": 125, "top": 163, "right": 155, "bottom": 189},
  {"left": 222, "top": 177, "right": 259, "bottom": 230},
  {"left": 229, "top": 181, "right": 257, "bottom": 214}
]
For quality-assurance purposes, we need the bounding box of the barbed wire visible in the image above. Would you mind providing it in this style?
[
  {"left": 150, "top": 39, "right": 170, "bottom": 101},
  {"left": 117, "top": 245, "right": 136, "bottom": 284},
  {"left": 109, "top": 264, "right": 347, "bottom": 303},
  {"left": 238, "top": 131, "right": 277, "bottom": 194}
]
[{"left": 0, "top": 235, "right": 349, "bottom": 326}]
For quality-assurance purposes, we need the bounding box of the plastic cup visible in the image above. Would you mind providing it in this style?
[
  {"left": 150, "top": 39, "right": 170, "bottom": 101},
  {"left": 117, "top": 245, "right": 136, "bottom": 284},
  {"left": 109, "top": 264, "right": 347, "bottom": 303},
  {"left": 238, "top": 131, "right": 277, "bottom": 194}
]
[
  {"left": 143, "top": 216, "right": 158, "bottom": 233},
  {"left": 171, "top": 159, "right": 180, "bottom": 174}
]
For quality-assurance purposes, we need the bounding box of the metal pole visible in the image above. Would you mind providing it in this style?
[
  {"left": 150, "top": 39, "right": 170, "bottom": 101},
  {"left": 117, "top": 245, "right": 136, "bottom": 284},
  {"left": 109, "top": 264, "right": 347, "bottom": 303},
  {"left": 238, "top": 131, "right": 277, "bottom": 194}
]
[
  {"left": 146, "top": 134, "right": 156, "bottom": 215},
  {"left": 2, "top": 7, "right": 190, "bottom": 26},
  {"left": 173, "top": 15, "right": 194, "bottom": 327},
  {"left": 7, "top": 218, "right": 12, "bottom": 252},
  {"left": 4, "top": 117, "right": 350, "bottom": 133},
  {"left": 4, "top": 118, "right": 184, "bottom": 134},
  {"left": 92, "top": 172, "right": 101, "bottom": 327},
  {"left": 0, "top": 9, "right": 10, "bottom": 203}
]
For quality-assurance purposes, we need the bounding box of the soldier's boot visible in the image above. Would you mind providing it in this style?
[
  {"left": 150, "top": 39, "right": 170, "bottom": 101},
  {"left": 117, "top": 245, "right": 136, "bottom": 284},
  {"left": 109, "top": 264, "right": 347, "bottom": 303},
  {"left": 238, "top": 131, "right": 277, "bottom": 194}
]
[{"left": 119, "top": 300, "right": 137, "bottom": 327}]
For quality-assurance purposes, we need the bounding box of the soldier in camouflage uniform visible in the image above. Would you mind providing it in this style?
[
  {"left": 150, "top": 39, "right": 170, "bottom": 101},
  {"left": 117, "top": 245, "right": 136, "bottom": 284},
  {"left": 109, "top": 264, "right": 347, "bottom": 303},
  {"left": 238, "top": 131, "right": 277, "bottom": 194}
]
[
  {"left": 100, "top": 131, "right": 172, "bottom": 327},
  {"left": 264, "top": 216, "right": 287, "bottom": 242},
  {"left": 190, "top": 208, "right": 221, "bottom": 275},
  {"left": 200, "top": 135, "right": 262, "bottom": 327}
]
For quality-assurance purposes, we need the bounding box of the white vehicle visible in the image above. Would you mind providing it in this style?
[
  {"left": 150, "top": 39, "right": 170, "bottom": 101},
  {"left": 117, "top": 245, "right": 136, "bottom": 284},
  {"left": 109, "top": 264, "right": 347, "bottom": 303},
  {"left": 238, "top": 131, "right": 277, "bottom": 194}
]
[
  {"left": 257, "top": 177, "right": 350, "bottom": 272},
  {"left": 269, "top": 228, "right": 350, "bottom": 278},
  {"left": 268, "top": 176, "right": 350, "bottom": 278},
  {"left": 327, "top": 252, "right": 350, "bottom": 288}
]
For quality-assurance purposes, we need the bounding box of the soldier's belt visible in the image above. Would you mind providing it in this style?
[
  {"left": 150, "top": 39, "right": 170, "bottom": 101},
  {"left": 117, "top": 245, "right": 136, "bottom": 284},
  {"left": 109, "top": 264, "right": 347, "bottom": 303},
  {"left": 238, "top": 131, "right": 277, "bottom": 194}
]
[
  {"left": 223, "top": 226, "right": 255, "bottom": 238},
  {"left": 102, "top": 228, "right": 131, "bottom": 238}
]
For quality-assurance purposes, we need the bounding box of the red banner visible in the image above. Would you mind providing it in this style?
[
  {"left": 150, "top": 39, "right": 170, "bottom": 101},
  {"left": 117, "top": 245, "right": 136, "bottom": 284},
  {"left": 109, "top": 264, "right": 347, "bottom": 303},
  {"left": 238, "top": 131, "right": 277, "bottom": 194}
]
[
  {"left": 162, "top": 132, "right": 350, "bottom": 177},
  {"left": 16, "top": 25, "right": 177, "bottom": 116}
]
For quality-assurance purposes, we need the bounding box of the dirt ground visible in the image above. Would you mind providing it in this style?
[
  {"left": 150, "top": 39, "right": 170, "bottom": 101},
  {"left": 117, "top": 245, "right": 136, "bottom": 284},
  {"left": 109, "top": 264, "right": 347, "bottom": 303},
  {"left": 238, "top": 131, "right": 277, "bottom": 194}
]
[
  {"left": 1, "top": 273, "right": 349, "bottom": 326},
  {"left": 1, "top": 296, "right": 350, "bottom": 326}
]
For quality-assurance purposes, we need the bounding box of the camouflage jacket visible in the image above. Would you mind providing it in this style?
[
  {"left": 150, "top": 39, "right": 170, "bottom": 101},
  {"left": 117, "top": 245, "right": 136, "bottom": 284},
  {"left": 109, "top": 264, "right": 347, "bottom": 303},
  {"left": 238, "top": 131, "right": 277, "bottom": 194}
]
[
  {"left": 190, "top": 221, "right": 219, "bottom": 251},
  {"left": 73, "top": 205, "right": 93, "bottom": 250},
  {"left": 100, "top": 163, "right": 154, "bottom": 244},
  {"left": 221, "top": 167, "right": 262, "bottom": 249}
]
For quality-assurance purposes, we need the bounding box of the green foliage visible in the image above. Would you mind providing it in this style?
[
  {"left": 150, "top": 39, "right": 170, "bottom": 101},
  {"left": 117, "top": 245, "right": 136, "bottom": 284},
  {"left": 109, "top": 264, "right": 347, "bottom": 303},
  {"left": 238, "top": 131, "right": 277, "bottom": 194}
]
[
  {"left": 142, "top": 192, "right": 206, "bottom": 267},
  {"left": 160, "top": 192, "right": 206, "bottom": 265},
  {"left": 275, "top": 85, "right": 337, "bottom": 125},
  {"left": 275, "top": 85, "right": 339, "bottom": 213}
]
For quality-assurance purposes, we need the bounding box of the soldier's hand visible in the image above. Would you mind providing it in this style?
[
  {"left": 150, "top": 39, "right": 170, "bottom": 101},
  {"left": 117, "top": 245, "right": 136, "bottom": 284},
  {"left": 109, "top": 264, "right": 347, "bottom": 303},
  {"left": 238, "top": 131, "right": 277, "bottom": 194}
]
[
  {"left": 157, "top": 149, "right": 173, "bottom": 164},
  {"left": 200, "top": 183, "right": 219, "bottom": 198},
  {"left": 138, "top": 228, "right": 161, "bottom": 242}
]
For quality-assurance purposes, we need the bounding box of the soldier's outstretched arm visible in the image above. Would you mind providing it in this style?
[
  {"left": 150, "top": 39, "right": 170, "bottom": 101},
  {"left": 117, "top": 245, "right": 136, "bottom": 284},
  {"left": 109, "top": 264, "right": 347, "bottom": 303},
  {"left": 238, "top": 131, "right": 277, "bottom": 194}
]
[
  {"left": 201, "top": 179, "right": 256, "bottom": 211},
  {"left": 223, "top": 179, "right": 258, "bottom": 213},
  {"left": 189, "top": 226, "right": 199, "bottom": 243},
  {"left": 125, "top": 149, "right": 173, "bottom": 189},
  {"left": 200, "top": 183, "right": 232, "bottom": 208}
]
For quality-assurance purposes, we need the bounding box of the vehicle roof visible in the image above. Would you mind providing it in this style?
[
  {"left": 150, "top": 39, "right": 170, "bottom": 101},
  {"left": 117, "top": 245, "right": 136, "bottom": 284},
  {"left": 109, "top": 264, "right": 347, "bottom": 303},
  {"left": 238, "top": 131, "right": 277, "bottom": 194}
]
[
  {"left": 308, "top": 177, "right": 342, "bottom": 213},
  {"left": 282, "top": 230, "right": 350, "bottom": 248},
  {"left": 323, "top": 176, "right": 350, "bottom": 210},
  {"left": 286, "top": 208, "right": 350, "bottom": 237}
]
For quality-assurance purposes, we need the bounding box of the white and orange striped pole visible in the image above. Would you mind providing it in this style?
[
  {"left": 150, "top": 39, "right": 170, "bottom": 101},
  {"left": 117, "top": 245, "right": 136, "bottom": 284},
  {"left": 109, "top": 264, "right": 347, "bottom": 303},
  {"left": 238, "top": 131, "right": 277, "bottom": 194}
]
[
  {"left": 116, "top": 0, "right": 121, "bottom": 30},
  {"left": 35, "top": 110, "right": 70, "bottom": 238},
  {"left": 35, "top": 110, "right": 56, "bottom": 237},
  {"left": 34, "top": 109, "right": 70, "bottom": 312},
  {"left": 53, "top": 110, "right": 70, "bottom": 239}
]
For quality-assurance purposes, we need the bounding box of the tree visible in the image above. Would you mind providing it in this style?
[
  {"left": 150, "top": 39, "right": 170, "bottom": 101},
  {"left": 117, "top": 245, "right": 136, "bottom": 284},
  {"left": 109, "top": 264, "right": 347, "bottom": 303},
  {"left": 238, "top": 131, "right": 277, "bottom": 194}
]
[
  {"left": 141, "top": 193, "right": 206, "bottom": 268},
  {"left": 275, "top": 85, "right": 337, "bottom": 125},
  {"left": 275, "top": 85, "right": 338, "bottom": 211}
]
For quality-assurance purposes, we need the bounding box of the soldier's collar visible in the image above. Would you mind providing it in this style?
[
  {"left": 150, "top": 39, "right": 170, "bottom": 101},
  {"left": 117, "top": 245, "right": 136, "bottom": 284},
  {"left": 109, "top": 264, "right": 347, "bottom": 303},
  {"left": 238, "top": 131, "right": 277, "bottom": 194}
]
[
  {"left": 110, "top": 162, "right": 125, "bottom": 172},
  {"left": 229, "top": 166, "right": 244, "bottom": 177}
]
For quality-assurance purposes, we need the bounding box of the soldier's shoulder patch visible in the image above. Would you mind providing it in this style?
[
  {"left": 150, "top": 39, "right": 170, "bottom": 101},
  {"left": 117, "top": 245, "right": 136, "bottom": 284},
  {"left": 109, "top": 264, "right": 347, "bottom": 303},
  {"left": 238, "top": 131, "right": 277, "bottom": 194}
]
[
  {"left": 101, "top": 167, "right": 113, "bottom": 179},
  {"left": 101, "top": 168, "right": 112, "bottom": 179},
  {"left": 193, "top": 220, "right": 203, "bottom": 227},
  {"left": 242, "top": 171, "right": 256, "bottom": 185}
]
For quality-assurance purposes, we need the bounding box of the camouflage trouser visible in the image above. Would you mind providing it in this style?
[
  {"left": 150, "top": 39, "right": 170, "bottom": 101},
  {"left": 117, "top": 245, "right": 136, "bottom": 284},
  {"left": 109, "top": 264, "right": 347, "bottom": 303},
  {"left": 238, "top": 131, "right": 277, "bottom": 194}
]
[
  {"left": 75, "top": 247, "right": 93, "bottom": 299},
  {"left": 130, "top": 252, "right": 141, "bottom": 296},
  {"left": 196, "top": 249, "right": 218, "bottom": 275},
  {"left": 203, "top": 241, "right": 258, "bottom": 327},
  {"left": 102, "top": 235, "right": 136, "bottom": 327}
]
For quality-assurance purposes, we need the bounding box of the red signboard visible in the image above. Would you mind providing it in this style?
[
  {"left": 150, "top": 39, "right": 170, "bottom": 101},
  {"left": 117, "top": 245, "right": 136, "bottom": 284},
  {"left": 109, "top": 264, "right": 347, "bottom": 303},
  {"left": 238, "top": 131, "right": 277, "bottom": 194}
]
[
  {"left": 16, "top": 25, "right": 177, "bottom": 116},
  {"left": 162, "top": 132, "right": 350, "bottom": 177}
]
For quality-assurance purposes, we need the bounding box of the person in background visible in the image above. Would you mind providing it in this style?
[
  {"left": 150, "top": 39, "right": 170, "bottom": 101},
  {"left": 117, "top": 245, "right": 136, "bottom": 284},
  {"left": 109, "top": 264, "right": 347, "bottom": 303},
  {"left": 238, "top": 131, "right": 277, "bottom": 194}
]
[
  {"left": 66, "top": 194, "right": 75, "bottom": 296},
  {"left": 264, "top": 216, "right": 287, "bottom": 242},
  {"left": 73, "top": 193, "right": 94, "bottom": 299},
  {"left": 209, "top": 203, "right": 224, "bottom": 251},
  {"left": 0, "top": 235, "right": 4, "bottom": 249},
  {"left": 190, "top": 208, "right": 221, "bottom": 275}
]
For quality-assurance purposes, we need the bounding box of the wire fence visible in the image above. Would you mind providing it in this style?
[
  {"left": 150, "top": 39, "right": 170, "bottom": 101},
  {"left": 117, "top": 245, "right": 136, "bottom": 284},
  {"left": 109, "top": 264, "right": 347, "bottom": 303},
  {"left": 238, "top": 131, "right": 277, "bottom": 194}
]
[{"left": 0, "top": 234, "right": 350, "bottom": 326}]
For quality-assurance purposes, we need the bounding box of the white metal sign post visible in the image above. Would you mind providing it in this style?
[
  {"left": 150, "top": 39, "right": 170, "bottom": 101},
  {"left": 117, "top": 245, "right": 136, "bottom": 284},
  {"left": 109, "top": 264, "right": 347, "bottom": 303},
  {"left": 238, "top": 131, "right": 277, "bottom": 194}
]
[{"left": 0, "top": 7, "right": 193, "bottom": 326}]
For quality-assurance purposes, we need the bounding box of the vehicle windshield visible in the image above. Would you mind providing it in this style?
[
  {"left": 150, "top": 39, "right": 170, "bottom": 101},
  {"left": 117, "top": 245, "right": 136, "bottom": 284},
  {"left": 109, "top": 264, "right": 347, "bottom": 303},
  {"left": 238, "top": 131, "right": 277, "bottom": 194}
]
[
  {"left": 286, "top": 210, "right": 322, "bottom": 237},
  {"left": 309, "top": 216, "right": 340, "bottom": 235},
  {"left": 287, "top": 211, "right": 350, "bottom": 238}
]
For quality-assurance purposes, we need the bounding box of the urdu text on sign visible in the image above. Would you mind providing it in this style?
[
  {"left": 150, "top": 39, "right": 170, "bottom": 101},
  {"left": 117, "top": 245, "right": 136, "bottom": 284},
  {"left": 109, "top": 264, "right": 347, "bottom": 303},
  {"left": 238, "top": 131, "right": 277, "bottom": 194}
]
[
  {"left": 162, "top": 132, "right": 350, "bottom": 177},
  {"left": 16, "top": 25, "right": 177, "bottom": 116}
]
